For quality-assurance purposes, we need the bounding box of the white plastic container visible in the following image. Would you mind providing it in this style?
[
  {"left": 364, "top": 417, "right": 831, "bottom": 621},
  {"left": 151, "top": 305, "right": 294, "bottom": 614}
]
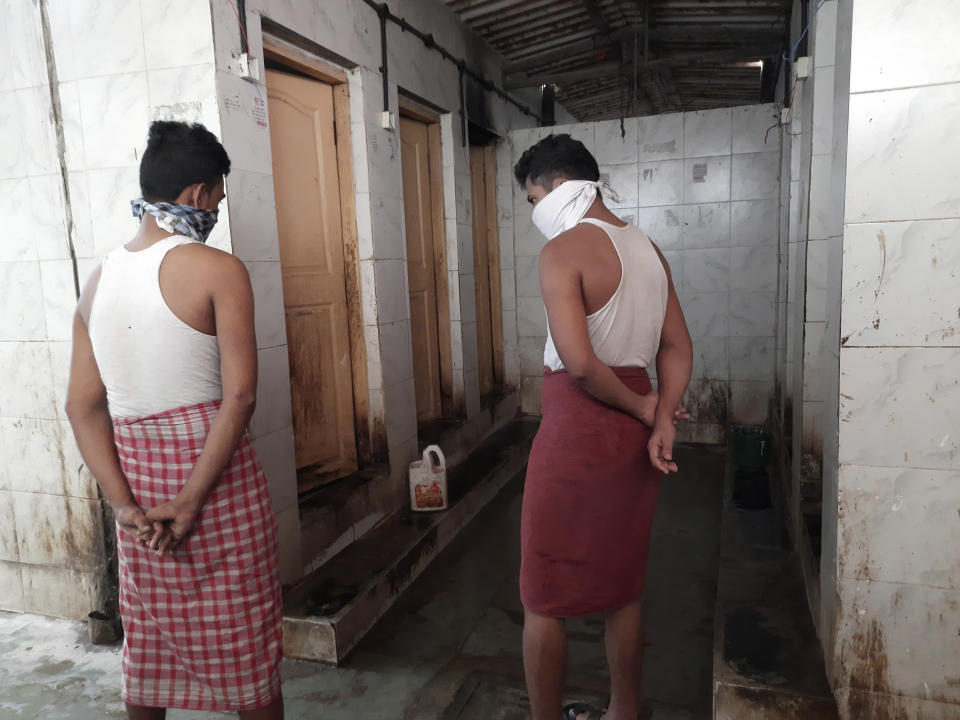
[{"left": 409, "top": 445, "right": 448, "bottom": 512}]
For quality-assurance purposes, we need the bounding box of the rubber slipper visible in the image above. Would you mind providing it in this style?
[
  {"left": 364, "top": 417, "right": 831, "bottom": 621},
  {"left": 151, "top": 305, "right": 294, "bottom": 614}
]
[{"left": 562, "top": 702, "right": 606, "bottom": 720}]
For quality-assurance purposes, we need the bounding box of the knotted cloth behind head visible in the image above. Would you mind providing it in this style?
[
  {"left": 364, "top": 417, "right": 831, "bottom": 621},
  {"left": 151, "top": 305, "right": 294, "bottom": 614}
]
[
  {"left": 131, "top": 198, "right": 219, "bottom": 243},
  {"left": 530, "top": 179, "right": 624, "bottom": 240}
]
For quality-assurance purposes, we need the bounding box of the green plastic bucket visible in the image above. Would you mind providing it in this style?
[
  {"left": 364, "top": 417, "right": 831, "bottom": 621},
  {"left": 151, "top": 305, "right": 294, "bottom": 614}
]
[{"left": 732, "top": 426, "right": 771, "bottom": 469}]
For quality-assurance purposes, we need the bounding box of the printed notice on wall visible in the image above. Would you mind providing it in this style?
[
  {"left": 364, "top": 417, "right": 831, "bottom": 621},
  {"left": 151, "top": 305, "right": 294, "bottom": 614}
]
[
  {"left": 692, "top": 163, "right": 707, "bottom": 183},
  {"left": 251, "top": 96, "right": 267, "bottom": 128},
  {"left": 223, "top": 94, "right": 242, "bottom": 112}
]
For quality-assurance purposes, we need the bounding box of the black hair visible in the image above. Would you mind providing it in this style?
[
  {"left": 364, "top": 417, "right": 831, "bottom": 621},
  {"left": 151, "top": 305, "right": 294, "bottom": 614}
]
[
  {"left": 139, "top": 121, "right": 231, "bottom": 202},
  {"left": 513, "top": 133, "right": 599, "bottom": 190}
]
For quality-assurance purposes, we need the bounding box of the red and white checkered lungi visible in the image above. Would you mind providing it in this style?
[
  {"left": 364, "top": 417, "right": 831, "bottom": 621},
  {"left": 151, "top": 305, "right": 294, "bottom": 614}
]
[{"left": 112, "top": 401, "right": 282, "bottom": 711}]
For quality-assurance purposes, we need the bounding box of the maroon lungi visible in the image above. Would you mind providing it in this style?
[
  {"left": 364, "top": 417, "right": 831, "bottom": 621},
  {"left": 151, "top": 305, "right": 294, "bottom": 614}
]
[{"left": 520, "top": 367, "right": 660, "bottom": 618}]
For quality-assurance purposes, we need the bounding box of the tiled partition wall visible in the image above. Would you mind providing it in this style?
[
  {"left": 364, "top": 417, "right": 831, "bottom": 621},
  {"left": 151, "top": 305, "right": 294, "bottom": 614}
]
[
  {"left": 508, "top": 105, "right": 782, "bottom": 441},
  {"left": 827, "top": 0, "right": 960, "bottom": 716},
  {"left": 0, "top": 0, "right": 221, "bottom": 618}
]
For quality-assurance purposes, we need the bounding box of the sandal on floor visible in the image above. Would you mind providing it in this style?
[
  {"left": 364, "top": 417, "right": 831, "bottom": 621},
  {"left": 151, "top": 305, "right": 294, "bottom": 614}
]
[{"left": 562, "top": 702, "right": 606, "bottom": 720}]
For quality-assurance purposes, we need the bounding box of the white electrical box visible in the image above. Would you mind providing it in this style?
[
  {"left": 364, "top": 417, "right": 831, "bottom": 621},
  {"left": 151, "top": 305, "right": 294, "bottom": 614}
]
[
  {"left": 792, "top": 56, "right": 812, "bottom": 80},
  {"left": 381, "top": 111, "right": 397, "bottom": 130},
  {"left": 229, "top": 52, "right": 260, "bottom": 81}
]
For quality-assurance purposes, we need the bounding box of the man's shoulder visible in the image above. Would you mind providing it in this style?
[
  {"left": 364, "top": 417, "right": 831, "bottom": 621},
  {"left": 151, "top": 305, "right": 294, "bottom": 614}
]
[{"left": 167, "top": 242, "right": 249, "bottom": 284}]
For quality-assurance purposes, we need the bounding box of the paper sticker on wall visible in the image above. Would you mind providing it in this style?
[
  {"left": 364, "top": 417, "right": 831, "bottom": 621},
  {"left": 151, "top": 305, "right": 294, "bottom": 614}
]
[
  {"left": 251, "top": 96, "right": 267, "bottom": 129},
  {"left": 693, "top": 162, "right": 707, "bottom": 183}
]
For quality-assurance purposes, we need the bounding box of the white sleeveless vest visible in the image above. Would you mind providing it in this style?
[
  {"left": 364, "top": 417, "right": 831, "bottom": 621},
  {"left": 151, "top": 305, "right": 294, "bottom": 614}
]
[
  {"left": 543, "top": 218, "right": 669, "bottom": 372},
  {"left": 88, "top": 237, "right": 222, "bottom": 418}
]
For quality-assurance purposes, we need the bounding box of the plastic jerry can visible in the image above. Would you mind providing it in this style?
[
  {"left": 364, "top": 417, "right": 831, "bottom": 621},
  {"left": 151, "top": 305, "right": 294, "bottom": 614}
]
[{"left": 409, "top": 445, "right": 448, "bottom": 512}]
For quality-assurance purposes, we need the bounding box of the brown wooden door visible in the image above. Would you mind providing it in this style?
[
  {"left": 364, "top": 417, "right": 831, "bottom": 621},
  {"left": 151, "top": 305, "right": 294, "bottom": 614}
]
[
  {"left": 266, "top": 69, "right": 357, "bottom": 479},
  {"left": 469, "top": 145, "right": 503, "bottom": 396},
  {"left": 400, "top": 116, "right": 443, "bottom": 423}
]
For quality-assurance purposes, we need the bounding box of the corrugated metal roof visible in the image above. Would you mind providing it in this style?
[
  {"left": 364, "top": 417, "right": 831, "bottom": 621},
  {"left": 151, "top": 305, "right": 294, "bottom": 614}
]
[{"left": 444, "top": 0, "right": 790, "bottom": 121}]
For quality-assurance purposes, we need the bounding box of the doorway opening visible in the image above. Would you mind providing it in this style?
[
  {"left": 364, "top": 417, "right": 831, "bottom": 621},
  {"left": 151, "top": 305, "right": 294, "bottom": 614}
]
[
  {"left": 398, "top": 101, "right": 454, "bottom": 427},
  {"left": 264, "top": 38, "right": 371, "bottom": 494}
]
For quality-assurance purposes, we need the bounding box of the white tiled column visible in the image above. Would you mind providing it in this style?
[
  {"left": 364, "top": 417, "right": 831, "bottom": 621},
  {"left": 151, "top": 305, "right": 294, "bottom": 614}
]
[{"left": 829, "top": 1, "right": 960, "bottom": 716}]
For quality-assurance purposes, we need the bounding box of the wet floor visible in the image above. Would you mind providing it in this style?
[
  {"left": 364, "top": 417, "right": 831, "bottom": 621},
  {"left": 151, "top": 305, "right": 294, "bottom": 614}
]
[{"left": 0, "top": 445, "right": 723, "bottom": 719}]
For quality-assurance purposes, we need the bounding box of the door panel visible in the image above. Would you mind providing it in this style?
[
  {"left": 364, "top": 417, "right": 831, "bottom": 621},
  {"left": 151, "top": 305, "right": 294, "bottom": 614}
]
[
  {"left": 400, "top": 116, "right": 443, "bottom": 423},
  {"left": 470, "top": 145, "right": 503, "bottom": 396},
  {"left": 267, "top": 69, "right": 357, "bottom": 478}
]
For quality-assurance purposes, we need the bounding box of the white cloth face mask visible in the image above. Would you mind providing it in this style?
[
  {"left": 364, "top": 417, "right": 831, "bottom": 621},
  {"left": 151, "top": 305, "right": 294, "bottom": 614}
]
[{"left": 530, "top": 179, "right": 621, "bottom": 240}]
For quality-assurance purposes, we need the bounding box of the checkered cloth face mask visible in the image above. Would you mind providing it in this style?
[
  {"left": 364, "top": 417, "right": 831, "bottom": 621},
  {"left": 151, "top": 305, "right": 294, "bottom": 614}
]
[{"left": 131, "top": 198, "right": 219, "bottom": 243}]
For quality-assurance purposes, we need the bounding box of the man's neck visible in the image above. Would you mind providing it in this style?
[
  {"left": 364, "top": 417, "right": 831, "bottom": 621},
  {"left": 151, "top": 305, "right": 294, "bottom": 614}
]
[
  {"left": 127, "top": 215, "right": 176, "bottom": 250},
  {"left": 582, "top": 196, "right": 627, "bottom": 227}
]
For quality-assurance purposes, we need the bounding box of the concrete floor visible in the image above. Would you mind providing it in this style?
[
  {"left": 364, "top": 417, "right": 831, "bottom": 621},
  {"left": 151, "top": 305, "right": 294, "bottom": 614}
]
[{"left": 0, "top": 445, "right": 723, "bottom": 719}]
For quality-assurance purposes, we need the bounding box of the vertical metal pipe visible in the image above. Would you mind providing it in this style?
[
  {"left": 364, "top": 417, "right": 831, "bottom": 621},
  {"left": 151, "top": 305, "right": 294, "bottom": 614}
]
[
  {"left": 237, "top": 0, "right": 248, "bottom": 54},
  {"left": 378, "top": 4, "right": 389, "bottom": 113}
]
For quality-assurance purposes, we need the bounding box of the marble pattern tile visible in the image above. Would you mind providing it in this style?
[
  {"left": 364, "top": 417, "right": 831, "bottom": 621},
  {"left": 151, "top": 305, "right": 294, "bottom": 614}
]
[
  {"left": 87, "top": 166, "right": 141, "bottom": 257},
  {"left": 812, "top": 66, "right": 836, "bottom": 157},
  {"left": 836, "top": 689, "right": 960, "bottom": 720},
  {"left": 456, "top": 223, "right": 473, "bottom": 276},
  {"left": 217, "top": 70, "right": 273, "bottom": 175},
  {"left": 501, "top": 309, "right": 518, "bottom": 351},
  {"left": 682, "top": 203, "right": 730, "bottom": 250},
  {"left": 17, "top": 86, "right": 60, "bottom": 176},
  {"left": 731, "top": 152, "right": 779, "bottom": 201},
  {"left": 808, "top": 154, "right": 832, "bottom": 240},
  {"left": 374, "top": 259, "right": 410, "bottom": 325},
  {"left": 496, "top": 183, "right": 513, "bottom": 226},
  {"left": 56, "top": 82, "right": 86, "bottom": 172},
  {"left": 378, "top": 320, "right": 414, "bottom": 391},
  {"left": 850, "top": 0, "right": 960, "bottom": 93},
  {"left": 458, "top": 272, "right": 477, "bottom": 326},
  {"left": 226, "top": 170, "right": 279, "bottom": 261},
  {"left": 39, "top": 260, "right": 77, "bottom": 342},
  {"left": 520, "top": 375, "right": 543, "bottom": 414},
  {"left": 730, "top": 199, "right": 778, "bottom": 247},
  {"left": 594, "top": 118, "right": 639, "bottom": 165},
  {"left": 839, "top": 346, "right": 960, "bottom": 470},
  {"left": 11, "top": 492, "right": 102, "bottom": 571},
  {"left": 691, "top": 337, "right": 728, "bottom": 379},
  {"left": 67, "top": 172, "right": 95, "bottom": 259},
  {"left": 730, "top": 246, "right": 777, "bottom": 292},
  {"left": 0, "top": 418, "right": 74, "bottom": 494},
  {"left": 846, "top": 84, "right": 960, "bottom": 223},
  {"left": 599, "top": 163, "right": 639, "bottom": 209},
  {"left": 500, "top": 268, "right": 516, "bottom": 312},
  {"left": 514, "top": 254, "right": 540, "bottom": 299},
  {"left": 31, "top": 175, "right": 70, "bottom": 261},
  {"left": 729, "top": 293, "right": 776, "bottom": 336},
  {"left": 0, "top": 263, "right": 47, "bottom": 341},
  {"left": 813, "top": 0, "right": 837, "bottom": 68},
  {"left": 805, "top": 239, "right": 828, "bottom": 323},
  {"left": 837, "top": 464, "right": 960, "bottom": 588},
  {"left": 498, "top": 224, "right": 514, "bottom": 269},
  {"left": 5, "top": 0, "right": 46, "bottom": 89},
  {"left": 682, "top": 156, "right": 731, "bottom": 204},
  {"left": 0, "top": 492, "right": 17, "bottom": 561},
  {"left": 141, "top": 0, "right": 215, "bottom": 69},
  {"left": 383, "top": 377, "right": 417, "bottom": 447},
  {"left": 0, "top": 179, "right": 37, "bottom": 262},
  {"left": 20, "top": 564, "right": 102, "bottom": 619},
  {"left": 520, "top": 335, "right": 545, "bottom": 376},
  {"left": 250, "top": 345, "right": 293, "bottom": 439},
  {"left": 77, "top": 73, "right": 149, "bottom": 171},
  {"left": 683, "top": 108, "right": 732, "bottom": 158},
  {"left": 359, "top": 259, "right": 378, "bottom": 326},
  {"left": 841, "top": 219, "right": 960, "bottom": 347},
  {"left": 729, "top": 337, "right": 775, "bottom": 381},
  {"left": 67, "top": 0, "right": 146, "bottom": 79},
  {"left": 681, "top": 293, "right": 728, "bottom": 338},
  {"left": 682, "top": 248, "right": 729, "bottom": 293},
  {"left": 462, "top": 319, "right": 479, "bottom": 375},
  {"left": 731, "top": 104, "right": 780, "bottom": 155},
  {"left": 0, "top": 91, "right": 25, "bottom": 179},
  {"left": 363, "top": 325, "right": 383, "bottom": 391},
  {"left": 371, "top": 192, "right": 406, "bottom": 261},
  {"left": 833, "top": 578, "right": 960, "bottom": 705},
  {"left": 517, "top": 297, "right": 547, "bottom": 338},
  {"left": 638, "top": 112, "right": 684, "bottom": 162},
  {"left": 635, "top": 205, "right": 682, "bottom": 250},
  {"left": 730, "top": 379, "right": 772, "bottom": 424},
  {"left": 638, "top": 159, "right": 683, "bottom": 207},
  {"left": 245, "top": 261, "right": 287, "bottom": 349}
]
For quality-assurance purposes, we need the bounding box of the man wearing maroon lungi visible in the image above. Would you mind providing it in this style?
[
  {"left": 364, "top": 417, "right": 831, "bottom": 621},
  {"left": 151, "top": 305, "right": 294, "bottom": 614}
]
[
  {"left": 66, "top": 121, "right": 283, "bottom": 719},
  {"left": 514, "top": 134, "right": 693, "bottom": 720}
]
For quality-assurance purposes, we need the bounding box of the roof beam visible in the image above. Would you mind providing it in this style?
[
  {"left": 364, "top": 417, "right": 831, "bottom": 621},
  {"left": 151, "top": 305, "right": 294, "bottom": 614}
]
[
  {"left": 581, "top": 0, "right": 611, "bottom": 37},
  {"left": 505, "top": 43, "right": 782, "bottom": 88}
]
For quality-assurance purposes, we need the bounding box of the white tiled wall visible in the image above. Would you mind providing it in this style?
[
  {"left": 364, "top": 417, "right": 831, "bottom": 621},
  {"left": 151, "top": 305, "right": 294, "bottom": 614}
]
[
  {"left": 508, "top": 104, "right": 782, "bottom": 440},
  {"left": 827, "top": 0, "right": 960, "bottom": 716}
]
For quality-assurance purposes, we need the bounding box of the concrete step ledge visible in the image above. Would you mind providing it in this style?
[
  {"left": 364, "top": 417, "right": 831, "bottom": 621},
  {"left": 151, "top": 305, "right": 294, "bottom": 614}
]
[{"left": 282, "top": 418, "right": 539, "bottom": 664}]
